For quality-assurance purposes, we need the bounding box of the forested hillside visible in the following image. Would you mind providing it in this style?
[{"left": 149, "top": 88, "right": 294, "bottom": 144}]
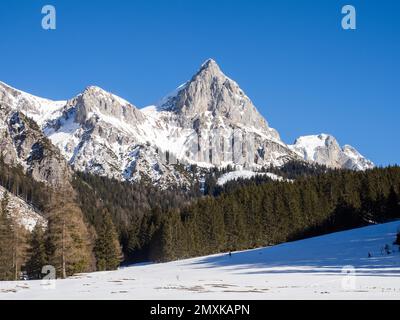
[
  {"left": 149, "top": 166, "right": 400, "bottom": 261},
  {"left": 1, "top": 156, "right": 399, "bottom": 279},
  {"left": 73, "top": 165, "right": 400, "bottom": 263}
]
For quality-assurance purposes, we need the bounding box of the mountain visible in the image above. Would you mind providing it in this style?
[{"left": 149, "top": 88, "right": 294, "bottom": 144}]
[
  {"left": 154, "top": 58, "right": 297, "bottom": 167},
  {"left": 0, "top": 83, "right": 72, "bottom": 186},
  {"left": 289, "top": 134, "right": 374, "bottom": 170},
  {"left": 0, "top": 60, "right": 374, "bottom": 188}
]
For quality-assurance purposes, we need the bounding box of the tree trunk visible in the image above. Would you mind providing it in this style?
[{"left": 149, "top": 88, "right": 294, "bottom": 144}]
[
  {"left": 62, "top": 219, "right": 66, "bottom": 279},
  {"left": 13, "top": 226, "right": 18, "bottom": 281},
  {"left": 14, "top": 256, "right": 18, "bottom": 281}
]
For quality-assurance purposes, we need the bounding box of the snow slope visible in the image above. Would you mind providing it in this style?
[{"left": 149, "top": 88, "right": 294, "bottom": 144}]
[
  {"left": 1, "top": 221, "right": 399, "bottom": 300},
  {"left": 217, "top": 170, "right": 286, "bottom": 186}
]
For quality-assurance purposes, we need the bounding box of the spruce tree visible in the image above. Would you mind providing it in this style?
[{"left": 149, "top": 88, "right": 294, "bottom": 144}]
[
  {"left": 94, "top": 209, "right": 122, "bottom": 271},
  {"left": 26, "top": 223, "right": 48, "bottom": 279},
  {"left": 386, "top": 187, "right": 399, "bottom": 220}
]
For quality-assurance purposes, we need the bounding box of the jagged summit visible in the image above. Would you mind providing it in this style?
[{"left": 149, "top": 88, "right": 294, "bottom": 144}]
[
  {"left": 83, "top": 85, "right": 109, "bottom": 94},
  {"left": 201, "top": 58, "right": 218, "bottom": 67},
  {"left": 80, "top": 85, "right": 134, "bottom": 106},
  {"left": 197, "top": 58, "right": 222, "bottom": 75},
  {"left": 157, "top": 59, "right": 280, "bottom": 140},
  {"left": 65, "top": 84, "right": 144, "bottom": 126}
]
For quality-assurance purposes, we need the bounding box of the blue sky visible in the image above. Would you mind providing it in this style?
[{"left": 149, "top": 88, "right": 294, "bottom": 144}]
[{"left": 0, "top": 0, "right": 399, "bottom": 166}]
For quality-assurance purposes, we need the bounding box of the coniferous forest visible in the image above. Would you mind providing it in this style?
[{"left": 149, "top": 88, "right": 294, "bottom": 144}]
[{"left": 0, "top": 155, "right": 399, "bottom": 280}]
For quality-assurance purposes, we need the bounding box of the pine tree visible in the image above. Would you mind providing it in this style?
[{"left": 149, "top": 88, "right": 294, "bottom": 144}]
[
  {"left": 94, "top": 209, "right": 122, "bottom": 271},
  {"left": 386, "top": 187, "right": 399, "bottom": 220},
  {"left": 26, "top": 223, "right": 48, "bottom": 279}
]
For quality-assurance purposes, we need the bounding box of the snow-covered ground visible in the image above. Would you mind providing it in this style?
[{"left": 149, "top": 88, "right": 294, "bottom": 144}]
[{"left": 1, "top": 222, "right": 400, "bottom": 300}]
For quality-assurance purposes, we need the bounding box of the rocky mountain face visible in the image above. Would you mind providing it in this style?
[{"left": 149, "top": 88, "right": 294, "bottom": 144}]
[
  {"left": 159, "top": 59, "right": 278, "bottom": 134},
  {"left": 289, "top": 134, "right": 374, "bottom": 170},
  {"left": 154, "top": 59, "right": 296, "bottom": 167},
  {"left": 0, "top": 86, "right": 72, "bottom": 187},
  {"left": 0, "top": 60, "right": 374, "bottom": 188}
]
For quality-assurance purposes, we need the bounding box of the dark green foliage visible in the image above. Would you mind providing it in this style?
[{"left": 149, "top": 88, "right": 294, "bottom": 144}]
[
  {"left": 94, "top": 209, "right": 122, "bottom": 271},
  {"left": 72, "top": 172, "right": 196, "bottom": 262},
  {"left": 25, "top": 224, "right": 47, "bottom": 279},
  {"left": 74, "top": 165, "right": 400, "bottom": 263},
  {"left": 270, "top": 160, "right": 330, "bottom": 179},
  {"left": 150, "top": 166, "right": 400, "bottom": 261}
]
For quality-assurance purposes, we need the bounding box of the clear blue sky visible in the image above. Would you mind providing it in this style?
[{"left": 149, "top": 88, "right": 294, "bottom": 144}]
[{"left": 0, "top": 0, "right": 399, "bottom": 166}]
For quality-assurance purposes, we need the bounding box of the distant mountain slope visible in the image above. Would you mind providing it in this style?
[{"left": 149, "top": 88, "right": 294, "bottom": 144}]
[
  {"left": 289, "top": 134, "right": 374, "bottom": 170},
  {"left": 0, "top": 186, "right": 45, "bottom": 231}
]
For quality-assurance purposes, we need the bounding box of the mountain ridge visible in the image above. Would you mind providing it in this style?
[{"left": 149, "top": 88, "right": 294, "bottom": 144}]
[{"left": 0, "top": 59, "right": 374, "bottom": 188}]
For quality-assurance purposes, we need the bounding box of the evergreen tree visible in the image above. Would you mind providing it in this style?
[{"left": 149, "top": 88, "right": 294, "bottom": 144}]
[
  {"left": 25, "top": 223, "right": 48, "bottom": 279},
  {"left": 386, "top": 187, "right": 399, "bottom": 220},
  {"left": 94, "top": 209, "right": 122, "bottom": 271}
]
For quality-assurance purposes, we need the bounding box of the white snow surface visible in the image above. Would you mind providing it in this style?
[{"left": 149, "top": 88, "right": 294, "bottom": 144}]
[
  {"left": 0, "top": 81, "right": 66, "bottom": 127},
  {"left": 1, "top": 221, "right": 400, "bottom": 300},
  {"left": 290, "top": 134, "right": 329, "bottom": 161},
  {"left": 217, "top": 170, "right": 286, "bottom": 186}
]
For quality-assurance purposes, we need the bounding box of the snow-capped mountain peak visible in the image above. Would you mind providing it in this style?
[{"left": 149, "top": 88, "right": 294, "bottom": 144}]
[
  {"left": 157, "top": 59, "right": 281, "bottom": 140},
  {"left": 289, "top": 134, "right": 374, "bottom": 170},
  {"left": 54, "top": 85, "right": 146, "bottom": 133},
  {"left": 0, "top": 81, "right": 66, "bottom": 127},
  {"left": 0, "top": 59, "right": 375, "bottom": 189},
  {"left": 342, "top": 144, "right": 375, "bottom": 170},
  {"left": 198, "top": 58, "right": 223, "bottom": 76}
]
